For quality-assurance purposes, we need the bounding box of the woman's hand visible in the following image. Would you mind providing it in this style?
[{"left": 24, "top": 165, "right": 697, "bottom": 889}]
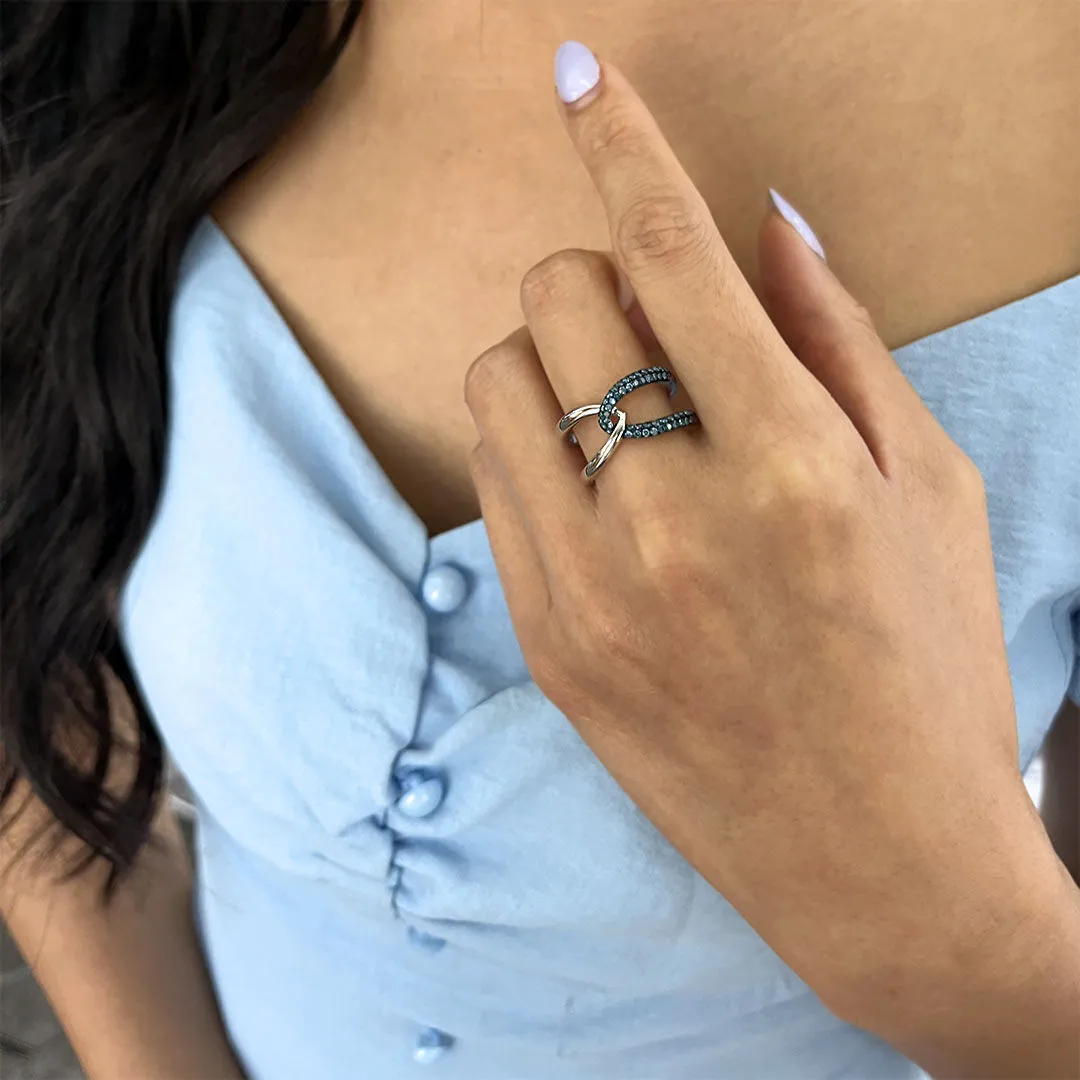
[{"left": 464, "top": 45, "right": 1080, "bottom": 1078}]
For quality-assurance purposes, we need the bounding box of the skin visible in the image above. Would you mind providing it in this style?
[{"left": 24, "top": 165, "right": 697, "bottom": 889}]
[
  {"left": 216, "top": 0, "right": 1079, "bottom": 537},
  {"left": 1, "top": 807, "right": 243, "bottom": 1080},
  {"left": 464, "top": 58, "right": 1080, "bottom": 1076},
  {"left": 5, "top": 3, "right": 1076, "bottom": 1076},
  {"left": 1, "top": 689, "right": 244, "bottom": 1080}
]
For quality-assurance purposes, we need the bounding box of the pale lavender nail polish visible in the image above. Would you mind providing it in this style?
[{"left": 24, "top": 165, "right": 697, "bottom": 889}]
[
  {"left": 555, "top": 41, "right": 600, "bottom": 104},
  {"left": 769, "top": 188, "right": 826, "bottom": 261}
]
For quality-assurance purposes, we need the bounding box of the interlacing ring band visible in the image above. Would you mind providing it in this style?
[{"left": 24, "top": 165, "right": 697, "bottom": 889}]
[{"left": 557, "top": 366, "right": 700, "bottom": 481}]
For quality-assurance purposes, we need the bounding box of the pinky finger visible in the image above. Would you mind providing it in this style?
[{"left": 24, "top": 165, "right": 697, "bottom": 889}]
[{"left": 469, "top": 442, "right": 552, "bottom": 633}]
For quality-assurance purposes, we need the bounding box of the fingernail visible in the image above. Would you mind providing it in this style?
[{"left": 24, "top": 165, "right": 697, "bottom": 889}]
[
  {"left": 555, "top": 41, "right": 601, "bottom": 104},
  {"left": 768, "top": 188, "right": 826, "bottom": 261}
]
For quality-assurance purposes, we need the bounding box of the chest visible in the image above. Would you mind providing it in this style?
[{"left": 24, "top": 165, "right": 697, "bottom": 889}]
[{"left": 213, "top": 1, "right": 1080, "bottom": 535}]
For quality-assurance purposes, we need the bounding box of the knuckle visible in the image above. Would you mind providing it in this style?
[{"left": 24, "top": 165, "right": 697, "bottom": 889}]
[
  {"left": 613, "top": 193, "right": 712, "bottom": 274},
  {"left": 910, "top": 435, "right": 987, "bottom": 506},
  {"left": 740, "top": 443, "right": 869, "bottom": 600},
  {"left": 745, "top": 444, "right": 828, "bottom": 509},
  {"left": 520, "top": 250, "right": 599, "bottom": 313},
  {"left": 464, "top": 343, "right": 511, "bottom": 409},
  {"left": 743, "top": 441, "right": 861, "bottom": 530},
  {"left": 631, "top": 513, "right": 705, "bottom": 577},
  {"left": 943, "top": 447, "right": 986, "bottom": 503},
  {"left": 582, "top": 101, "right": 650, "bottom": 162}
]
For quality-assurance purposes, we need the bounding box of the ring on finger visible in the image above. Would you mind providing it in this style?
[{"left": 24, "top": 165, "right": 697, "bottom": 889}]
[{"left": 556, "top": 366, "right": 699, "bottom": 482}]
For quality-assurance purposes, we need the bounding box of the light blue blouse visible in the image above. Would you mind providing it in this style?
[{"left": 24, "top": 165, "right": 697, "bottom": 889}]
[{"left": 120, "top": 218, "right": 1080, "bottom": 1079}]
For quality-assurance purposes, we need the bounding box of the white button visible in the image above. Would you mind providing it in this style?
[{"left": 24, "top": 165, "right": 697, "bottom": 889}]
[
  {"left": 420, "top": 564, "right": 468, "bottom": 613},
  {"left": 396, "top": 772, "right": 446, "bottom": 819}
]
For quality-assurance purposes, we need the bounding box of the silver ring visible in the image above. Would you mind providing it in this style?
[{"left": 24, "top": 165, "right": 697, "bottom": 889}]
[
  {"left": 557, "top": 405, "right": 628, "bottom": 482},
  {"left": 557, "top": 365, "right": 699, "bottom": 483}
]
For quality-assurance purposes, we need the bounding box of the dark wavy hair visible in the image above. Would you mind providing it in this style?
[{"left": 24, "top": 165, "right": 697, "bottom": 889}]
[{"left": 1, "top": 0, "right": 362, "bottom": 896}]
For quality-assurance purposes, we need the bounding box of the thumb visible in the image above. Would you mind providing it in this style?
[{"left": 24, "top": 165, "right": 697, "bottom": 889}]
[{"left": 759, "top": 190, "right": 928, "bottom": 476}]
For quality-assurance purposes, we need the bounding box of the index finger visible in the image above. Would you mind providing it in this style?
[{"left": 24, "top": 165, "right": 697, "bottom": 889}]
[{"left": 554, "top": 42, "right": 801, "bottom": 428}]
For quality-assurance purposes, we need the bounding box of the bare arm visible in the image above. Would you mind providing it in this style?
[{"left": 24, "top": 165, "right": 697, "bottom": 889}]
[{"left": 1, "top": 777, "right": 244, "bottom": 1079}]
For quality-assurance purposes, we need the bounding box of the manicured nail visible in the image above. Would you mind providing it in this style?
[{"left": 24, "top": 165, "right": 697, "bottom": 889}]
[
  {"left": 555, "top": 41, "right": 601, "bottom": 104},
  {"left": 768, "top": 188, "right": 826, "bottom": 261}
]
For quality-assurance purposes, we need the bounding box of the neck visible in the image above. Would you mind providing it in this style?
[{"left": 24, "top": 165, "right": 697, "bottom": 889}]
[
  {"left": 354, "top": 0, "right": 681, "bottom": 85},
  {"left": 222, "top": 0, "right": 1080, "bottom": 350},
  {"left": 325, "top": 0, "right": 750, "bottom": 155},
  {"left": 214, "top": 0, "right": 1079, "bottom": 536}
]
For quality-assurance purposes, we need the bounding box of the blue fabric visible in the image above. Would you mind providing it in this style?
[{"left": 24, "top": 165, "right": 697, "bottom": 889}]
[{"left": 120, "top": 218, "right": 1080, "bottom": 1079}]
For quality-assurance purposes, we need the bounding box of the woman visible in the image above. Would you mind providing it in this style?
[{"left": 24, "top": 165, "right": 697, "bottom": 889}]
[{"left": 2, "top": 3, "right": 1077, "bottom": 1078}]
